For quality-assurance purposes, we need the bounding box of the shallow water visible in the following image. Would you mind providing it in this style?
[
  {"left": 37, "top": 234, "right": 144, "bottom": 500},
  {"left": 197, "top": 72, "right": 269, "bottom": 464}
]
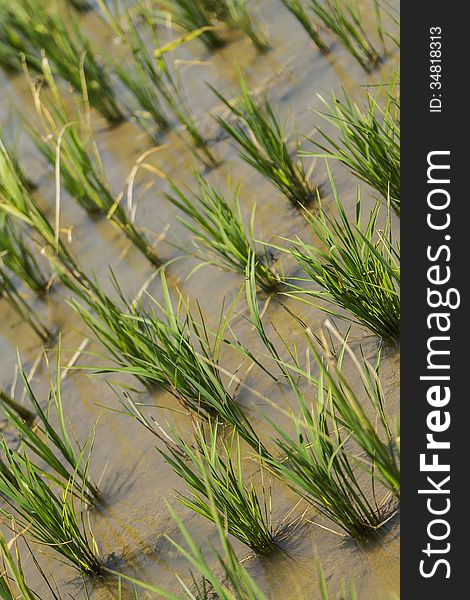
[{"left": 0, "top": 1, "right": 399, "bottom": 597}]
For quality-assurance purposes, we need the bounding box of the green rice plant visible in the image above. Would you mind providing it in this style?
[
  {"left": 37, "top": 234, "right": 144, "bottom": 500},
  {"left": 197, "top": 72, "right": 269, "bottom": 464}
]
[
  {"left": 0, "top": 345, "right": 100, "bottom": 504},
  {"left": 0, "top": 214, "right": 49, "bottom": 295},
  {"left": 284, "top": 165, "right": 400, "bottom": 341},
  {"left": 160, "top": 421, "right": 276, "bottom": 555},
  {"left": 223, "top": 0, "right": 270, "bottom": 53},
  {"left": 110, "top": 503, "right": 270, "bottom": 600},
  {"left": 0, "top": 440, "right": 101, "bottom": 575},
  {"left": 28, "top": 59, "right": 160, "bottom": 267},
  {"left": 213, "top": 76, "right": 316, "bottom": 208},
  {"left": 0, "top": 138, "right": 93, "bottom": 290},
  {"left": 0, "top": 7, "right": 41, "bottom": 74},
  {"left": 0, "top": 388, "right": 35, "bottom": 425},
  {"left": 279, "top": 0, "right": 328, "bottom": 52},
  {"left": 0, "top": 532, "right": 35, "bottom": 600},
  {"left": 166, "top": 174, "right": 281, "bottom": 293},
  {"left": 70, "top": 272, "right": 265, "bottom": 454},
  {"left": 158, "top": 0, "right": 226, "bottom": 49},
  {"left": 312, "top": 326, "right": 400, "bottom": 496},
  {"left": 242, "top": 258, "right": 391, "bottom": 539},
  {"left": 306, "top": 79, "right": 400, "bottom": 214},
  {"left": 0, "top": 265, "right": 52, "bottom": 343},
  {"left": 158, "top": 0, "right": 269, "bottom": 53},
  {"left": 306, "top": 0, "right": 385, "bottom": 71},
  {"left": 2, "top": 0, "right": 123, "bottom": 123},
  {"left": 98, "top": 0, "right": 216, "bottom": 165}
]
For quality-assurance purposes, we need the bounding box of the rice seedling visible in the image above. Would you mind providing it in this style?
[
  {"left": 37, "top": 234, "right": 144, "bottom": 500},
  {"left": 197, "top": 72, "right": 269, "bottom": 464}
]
[
  {"left": 306, "top": 78, "right": 400, "bottom": 214},
  {"left": 160, "top": 421, "right": 276, "bottom": 555},
  {"left": 70, "top": 271, "right": 265, "bottom": 454},
  {"left": 0, "top": 7, "right": 41, "bottom": 75},
  {"left": 306, "top": 0, "right": 385, "bottom": 71},
  {"left": 98, "top": 0, "right": 216, "bottom": 165},
  {"left": 284, "top": 165, "right": 400, "bottom": 341},
  {"left": 109, "top": 502, "right": 270, "bottom": 600},
  {"left": 158, "top": 0, "right": 226, "bottom": 50},
  {"left": 0, "top": 388, "right": 35, "bottom": 425},
  {"left": 0, "top": 140, "right": 49, "bottom": 296},
  {"left": 0, "top": 345, "right": 101, "bottom": 504},
  {"left": 279, "top": 0, "right": 328, "bottom": 52},
  {"left": 2, "top": 0, "right": 123, "bottom": 123},
  {"left": 213, "top": 77, "right": 316, "bottom": 208},
  {"left": 0, "top": 440, "right": 101, "bottom": 575},
  {"left": 28, "top": 59, "right": 160, "bottom": 267},
  {"left": 0, "top": 214, "right": 49, "bottom": 295},
  {"left": 158, "top": 0, "right": 269, "bottom": 53},
  {"left": 313, "top": 325, "right": 400, "bottom": 496},
  {"left": 0, "top": 531, "right": 36, "bottom": 600},
  {"left": 0, "top": 137, "right": 93, "bottom": 292},
  {"left": 242, "top": 258, "right": 390, "bottom": 539},
  {"left": 0, "top": 265, "right": 52, "bottom": 344},
  {"left": 165, "top": 174, "right": 281, "bottom": 293}
]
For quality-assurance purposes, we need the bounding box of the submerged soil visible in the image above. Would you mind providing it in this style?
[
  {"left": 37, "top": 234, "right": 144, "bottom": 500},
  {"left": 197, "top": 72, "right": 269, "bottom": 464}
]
[{"left": 0, "top": 1, "right": 399, "bottom": 598}]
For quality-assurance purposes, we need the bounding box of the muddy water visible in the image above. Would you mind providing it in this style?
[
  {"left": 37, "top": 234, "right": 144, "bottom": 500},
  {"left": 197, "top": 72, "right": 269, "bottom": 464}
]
[{"left": 0, "top": 1, "right": 399, "bottom": 598}]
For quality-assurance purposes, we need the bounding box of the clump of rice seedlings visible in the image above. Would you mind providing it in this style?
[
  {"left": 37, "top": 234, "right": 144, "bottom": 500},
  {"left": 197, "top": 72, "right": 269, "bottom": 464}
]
[
  {"left": 166, "top": 174, "right": 281, "bottom": 293},
  {"left": 0, "top": 441, "right": 101, "bottom": 575},
  {"left": 28, "top": 59, "right": 160, "bottom": 267},
  {"left": 158, "top": 0, "right": 226, "bottom": 49},
  {"left": 160, "top": 421, "right": 277, "bottom": 555},
  {"left": 0, "top": 138, "right": 92, "bottom": 290},
  {"left": 313, "top": 325, "right": 400, "bottom": 496},
  {"left": 243, "top": 259, "right": 389, "bottom": 539},
  {"left": 110, "top": 503, "right": 270, "bottom": 600},
  {"left": 306, "top": 78, "right": 400, "bottom": 214},
  {"left": 0, "top": 266, "right": 52, "bottom": 343},
  {"left": 0, "top": 214, "right": 49, "bottom": 295},
  {"left": 280, "top": 0, "right": 328, "bottom": 52},
  {"left": 98, "top": 0, "right": 216, "bottom": 165},
  {"left": 0, "top": 532, "right": 36, "bottom": 600},
  {"left": 3, "top": 0, "right": 123, "bottom": 123},
  {"left": 0, "top": 345, "right": 101, "bottom": 504},
  {"left": 158, "top": 0, "right": 269, "bottom": 53},
  {"left": 213, "top": 77, "right": 316, "bottom": 208},
  {"left": 71, "top": 272, "right": 265, "bottom": 454},
  {"left": 285, "top": 165, "right": 400, "bottom": 341},
  {"left": 0, "top": 141, "right": 50, "bottom": 297},
  {"left": 306, "top": 0, "right": 385, "bottom": 71},
  {"left": 0, "top": 7, "right": 40, "bottom": 74}
]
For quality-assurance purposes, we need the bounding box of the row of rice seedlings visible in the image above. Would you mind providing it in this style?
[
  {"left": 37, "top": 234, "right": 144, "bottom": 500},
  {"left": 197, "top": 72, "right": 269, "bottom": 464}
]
[
  {"left": 28, "top": 59, "right": 161, "bottom": 267},
  {"left": 69, "top": 271, "right": 266, "bottom": 455},
  {"left": 0, "top": 346, "right": 101, "bottom": 504},
  {"left": 242, "top": 258, "right": 391, "bottom": 539},
  {"left": 0, "top": 265, "right": 52, "bottom": 344},
  {"left": 98, "top": 0, "right": 216, "bottom": 165},
  {"left": 306, "top": 0, "right": 386, "bottom": 71},
  {"left": 213, "top": 76, "right": 316, "bottom": 208},
  {"left": 160, "top": 421, "right": 277, "bottom": 555},
  {"left": 284, "top": 165, "right": 400, "bottom": 341},
  {"left": 279, "top": 0, "right": 328, "bottom": 52},
  {"left": 157, "top": 0, "right": 269, "bottom": 53},
  {"left": 0, "top": 532, "right": 35, "bottom": 600},
  {"left": 0, "top": 0, "right": 123, "bottom": 123},
  {"left": 165, "top": 173, "right": 281, "bottom": 293},
  {"left": 0, "top": 441, "right": 101, "bottom": 575},
  {"left": 307, "top": 76, "right": 400, "bottom": 214}
]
